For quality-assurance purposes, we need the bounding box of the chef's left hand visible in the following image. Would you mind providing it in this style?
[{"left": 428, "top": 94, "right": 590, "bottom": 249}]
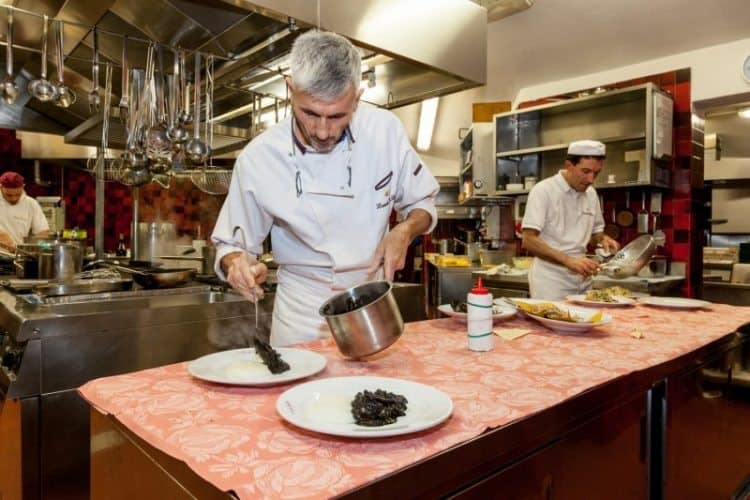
[
  {"left": 368, "top": 224, "right": 411, "bottom": 281},
  {"left": 600, "top": 235, "right": 620, "bottom": 254}
]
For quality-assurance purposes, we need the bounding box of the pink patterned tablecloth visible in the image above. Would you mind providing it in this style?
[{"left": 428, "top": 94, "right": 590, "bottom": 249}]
[{"left": 79, "top": 303, "right": 750, "bottom": 499}]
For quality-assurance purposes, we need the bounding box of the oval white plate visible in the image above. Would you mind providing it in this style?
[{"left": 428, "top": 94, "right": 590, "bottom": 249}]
[
  {"left": 187, "top": 347, "right": 327, "bottom": 386},
  {"left": 509, "top": 299, "right": 612, "bottom": 333},
  {"left": 276, "top": 376, "right": 453, "bottom": 438},
  {"left": 566, "top": 294, "right": 636, "bottom": 307},
  {"left": 638, "top": 296, "right": 712, "bottom": 309},
  {"left": 438, "top": 303, "right": 517, "bottom": 322}
]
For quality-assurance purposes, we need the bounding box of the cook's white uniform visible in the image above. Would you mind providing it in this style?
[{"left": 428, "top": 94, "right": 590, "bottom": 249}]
[
  {"left": 521, "top": 171, "right": 604, "bottom": 300},
  {"left": 0, "top": 192, "right": 49, "bottom": 245},
  {"left": 212, "top": 103, "right": 439, "bottom": 346}
]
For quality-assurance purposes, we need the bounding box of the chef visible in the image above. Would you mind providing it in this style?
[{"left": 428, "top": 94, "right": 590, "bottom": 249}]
[
  {"left": 212, "top": 30, "right": 439, "bottom": 346},
  {"left": 521, "top": 140, "right": 619, "bottom": 300},
  {"left": 0, "top": 171, "right": 49, "bottom": 249}
]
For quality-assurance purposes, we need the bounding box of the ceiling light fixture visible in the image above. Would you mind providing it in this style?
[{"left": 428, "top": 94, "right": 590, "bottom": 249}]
[
  {"left": 738, "top": 107, "right": 750, "bottom": 119},
  {"left": 416, "top": 97, "right": 439, "bottom": 151}
]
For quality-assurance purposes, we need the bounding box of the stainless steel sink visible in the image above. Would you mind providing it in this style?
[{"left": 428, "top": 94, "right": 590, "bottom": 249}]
[{"left": 41, "top": 290, "right": 245, "bottom": 316}]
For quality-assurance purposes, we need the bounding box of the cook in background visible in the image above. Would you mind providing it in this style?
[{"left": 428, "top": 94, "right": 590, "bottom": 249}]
[
  {"left": 0, "top": 171, "right": 49, "bottom": 249},
  {"left": 212, "top": 30, "right": 439, "bottom": 346},
  {"left": 521, "top": 140, "right": 619, "bottom": 300}
]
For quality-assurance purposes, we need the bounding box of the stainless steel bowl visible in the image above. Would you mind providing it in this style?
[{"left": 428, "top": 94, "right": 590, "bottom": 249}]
[
  {"left": 599, "top": 235, "right": 657, "bottom": 279},
  {"left": 319, "top": 281, "right": 404, "bottom": 359}
]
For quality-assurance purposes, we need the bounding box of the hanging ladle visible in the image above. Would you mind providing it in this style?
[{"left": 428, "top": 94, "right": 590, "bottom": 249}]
[
  {"left": 118, "top": 35, "right": 129, "bottom": 121},
  {"left": 27, "top": 15, "right": 58, "bottom": 102},
  {"left": 88, "top": 28, "right": 100, "bottom": 114},
  {"left": 185, "top": 51, "right": 208, "bottom": 165},
  {"left": 1, "top": 7, "right": 18, "bottom": 104},
  {"left": 167, "top": 49, "right": 189, "bottom": 144},
  {"left": 53, "top": 19, "right": 76, "bottom": 108}
]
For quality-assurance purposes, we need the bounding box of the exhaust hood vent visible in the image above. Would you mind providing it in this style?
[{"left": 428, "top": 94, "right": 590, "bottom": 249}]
[{"left": 0, "top": 0, "right": 486, "bottom": 155}]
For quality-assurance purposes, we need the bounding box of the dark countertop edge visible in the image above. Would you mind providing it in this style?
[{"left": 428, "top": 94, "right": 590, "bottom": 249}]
[
  {"left": 704, "top": 281, "right": 750, "bottom": 290},
  {"left": 336, "top": 327, "right": 746, "bottom": 499}
]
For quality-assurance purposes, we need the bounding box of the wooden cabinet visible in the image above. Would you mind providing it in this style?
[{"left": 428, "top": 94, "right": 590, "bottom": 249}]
[
  {"left": 491, "top": 83, "right": 674, "bottom": 196},
  {"left": 452, "top": 392, "right": 649, "bottom": 499},
  {"left": 664, "top": 334, "right": 750, "bottom": 499}
]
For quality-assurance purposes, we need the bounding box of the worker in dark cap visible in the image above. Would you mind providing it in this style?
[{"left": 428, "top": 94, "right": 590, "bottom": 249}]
[{"left": 0, "top": 171, "right": 49, "bottom": 249}]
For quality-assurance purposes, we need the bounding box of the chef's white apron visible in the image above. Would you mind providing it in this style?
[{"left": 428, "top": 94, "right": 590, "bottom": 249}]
[
  {"left": 528, "top": 257, "right": 592, "bottom": 301},
  {"left": 270, "top": 266, "right": 383, "bottom": 347}
]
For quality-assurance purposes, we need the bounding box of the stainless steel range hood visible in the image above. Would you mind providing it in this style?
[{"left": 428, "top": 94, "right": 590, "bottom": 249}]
[{"left": 0, "top": 0, "right": 486, "bottom": 154}]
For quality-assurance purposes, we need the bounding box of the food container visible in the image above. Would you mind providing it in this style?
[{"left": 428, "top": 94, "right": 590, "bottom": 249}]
[
  {"left": 512, "top": 256, "right": 533, "bottom": 270},
  {"left": 479, "top": 248, "right": 514, "bottom": 266},
  {"left": 319, "top": 281, "right": 404, "bottom": 359}
]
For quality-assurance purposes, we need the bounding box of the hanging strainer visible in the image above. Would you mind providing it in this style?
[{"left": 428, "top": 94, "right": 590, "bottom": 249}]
[{"left": 190, "top": 168, "right": 231, "bottom": 195}]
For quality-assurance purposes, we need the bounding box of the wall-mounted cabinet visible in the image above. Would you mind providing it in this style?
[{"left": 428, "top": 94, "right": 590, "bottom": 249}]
[{"left": 486, "top": 83, "right": 673, "bottom": 196}]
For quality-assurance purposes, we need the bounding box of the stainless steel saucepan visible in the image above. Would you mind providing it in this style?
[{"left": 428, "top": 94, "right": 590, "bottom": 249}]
[{"left": 319, "top": 281, "right": 403, "bottom": 359}]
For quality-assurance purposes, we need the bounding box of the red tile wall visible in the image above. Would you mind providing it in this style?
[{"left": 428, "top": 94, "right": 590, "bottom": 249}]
[{"left": 518, "top": 69, "right": 703, "bottom": 297}]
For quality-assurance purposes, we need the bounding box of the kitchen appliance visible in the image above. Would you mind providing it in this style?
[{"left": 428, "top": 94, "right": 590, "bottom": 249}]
[
  {"left": 36, "top": 196, "right": 65, "bottom": 234},
  {"left": 319, "top": 281, "right": 404, "bottom": 359}
]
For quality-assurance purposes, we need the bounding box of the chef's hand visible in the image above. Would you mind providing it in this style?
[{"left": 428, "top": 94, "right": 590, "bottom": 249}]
[
  {"left": 368, "top": 224, "right": 411, "bottom": 281},
  {"left": 222, "top": 251, "right": 267, "bottom": 303},
  {"left": 565, "top": 255, "right": 601, "bottom": 278},
  {"left": 599, "top": 235, "right": 620, "bottom": 254},
  {"left": 0, "top": 230, "right": 15, "bottom": 250}
]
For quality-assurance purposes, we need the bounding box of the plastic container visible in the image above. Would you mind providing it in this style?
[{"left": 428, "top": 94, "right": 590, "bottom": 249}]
[{"left": 467, "top": 277, "right": 493, "bottom": 351}]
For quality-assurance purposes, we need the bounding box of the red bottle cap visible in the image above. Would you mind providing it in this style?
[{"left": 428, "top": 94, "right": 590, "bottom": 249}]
[{"left": 471, "top": 277, "right": 489, "bottom": 295}]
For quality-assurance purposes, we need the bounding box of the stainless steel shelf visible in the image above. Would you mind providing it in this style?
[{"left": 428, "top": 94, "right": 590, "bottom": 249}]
[{"left": 496, "top": 132, "right": 646, "bottom": 158}]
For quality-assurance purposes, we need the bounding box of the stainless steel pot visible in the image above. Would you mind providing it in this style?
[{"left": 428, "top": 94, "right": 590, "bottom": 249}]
[
  {"left": 136, "top": 222, "right": 176, "bottom": 263},
  {"left": 319, "top": 281, "right": 404, "bottom": 359},
  {"left": 38, "top": 243, "right": 83, "bottom": 280}
]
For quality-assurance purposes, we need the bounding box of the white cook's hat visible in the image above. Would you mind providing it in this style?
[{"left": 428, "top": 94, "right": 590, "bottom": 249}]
[{"left": 567, "top": 140, "right": 606, "bottom": 157}]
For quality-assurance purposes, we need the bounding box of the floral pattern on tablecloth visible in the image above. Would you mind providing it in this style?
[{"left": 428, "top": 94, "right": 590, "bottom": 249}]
[{"left": 79, "top": 303, "right": 750, "bottom": 499}]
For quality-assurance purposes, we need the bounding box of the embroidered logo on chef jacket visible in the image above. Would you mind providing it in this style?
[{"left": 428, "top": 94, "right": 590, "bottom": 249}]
[{"left": 374, "top": 171, "right": 396, "bottom": 209}]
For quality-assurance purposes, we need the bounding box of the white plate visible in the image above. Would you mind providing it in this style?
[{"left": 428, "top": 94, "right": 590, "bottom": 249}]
[
  {"left": 187, "top": 348, "right": 327, "bottom": 386},
  {"left": 637, "top": 296, "right": 712, "bottom": 309},
  {"left": 566, "top": 294, "right": 636, "bottom": 307},
  {"left": 276, "top": 376, "right": 453, "bottom": 438},
  {"left": 438, "top": 303, "right": 517, "bottom": 322},
  {"left": 509, "top": 299, "right": 612, "bottom": 333}
]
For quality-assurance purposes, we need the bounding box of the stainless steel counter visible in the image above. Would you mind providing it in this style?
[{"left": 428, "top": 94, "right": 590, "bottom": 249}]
[{"left": 0, "top": 285, "right": 265, "bottom": 499}]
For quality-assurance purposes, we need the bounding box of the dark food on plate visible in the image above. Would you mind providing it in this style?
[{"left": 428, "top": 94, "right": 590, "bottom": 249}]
[
  {"left": 253, "top": 337, "right": 290, "bottom": 374},
  {"left": 351, "top": 389, "right": 408, "bottom": 426},
  {"left": 450, "top": 300, "right": 469, "bottom": 313}
]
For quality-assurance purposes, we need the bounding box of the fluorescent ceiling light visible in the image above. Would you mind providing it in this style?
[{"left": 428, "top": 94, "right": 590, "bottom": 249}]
[
  {"left": 738, "top": 107, "right": 750, "bottom": 118},
  {"left": 416, "top": 97, "right": 439, "bottom": 151}
]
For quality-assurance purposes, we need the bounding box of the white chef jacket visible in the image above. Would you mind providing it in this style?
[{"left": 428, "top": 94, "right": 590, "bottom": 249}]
[
  {"left": 212, "top": 103, "right": 439, "bottom": 346},
  {"left": 521, "top": 171, "right": 604, "bottom": 300},
  {"left": 0, "top": 192, "right": 49, "bottom": 245}
]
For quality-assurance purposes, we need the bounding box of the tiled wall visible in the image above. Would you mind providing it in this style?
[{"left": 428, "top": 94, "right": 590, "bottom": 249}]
[
  {"left": 518, "top": 69, "right": 703, "bottom": 296},
  {"left": 0, "top": 130, "right": 226, "bottom": 253}
]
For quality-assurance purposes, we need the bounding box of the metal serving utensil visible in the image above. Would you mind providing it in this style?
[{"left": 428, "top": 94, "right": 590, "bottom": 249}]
[
  {"left": 232, "top": 226, "right": 260, "bottom": 330},
  {"left": 1, "top": 8, "right": 18, "bottom": 104},
  {"left": 27, "top": 15, "right": 58, "bottom": 102}
]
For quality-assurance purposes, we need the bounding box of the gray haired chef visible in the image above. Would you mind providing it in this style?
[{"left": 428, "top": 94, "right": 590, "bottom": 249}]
[
  {"left": 212, "top": 30, "right": 438, "bottom": 346},
  {"left": 521, "top": 140, "right": 619, "bottom": 300}
]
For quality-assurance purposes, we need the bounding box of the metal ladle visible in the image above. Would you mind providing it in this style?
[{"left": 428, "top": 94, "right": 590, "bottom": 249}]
[
  {"left": 167, "top": 69, "right": 189, "bottom": 144},
  {"left": 53, "top": 19, "right": 76, "bottom": 108},
  {"left": 1, "top": 8, "right": 18, "bottom": 104},
  {"left": 27, "top": 15, "right": 58, "bottom": 103},
  {"left": 88, "top": 29, "right": 100, "bottom": 114},
  {"left": 118, "top": 36, "right": 129, "bottom": 121},
  {"left": 185, "top": 52, "right": 208, "bottom": 165}
]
